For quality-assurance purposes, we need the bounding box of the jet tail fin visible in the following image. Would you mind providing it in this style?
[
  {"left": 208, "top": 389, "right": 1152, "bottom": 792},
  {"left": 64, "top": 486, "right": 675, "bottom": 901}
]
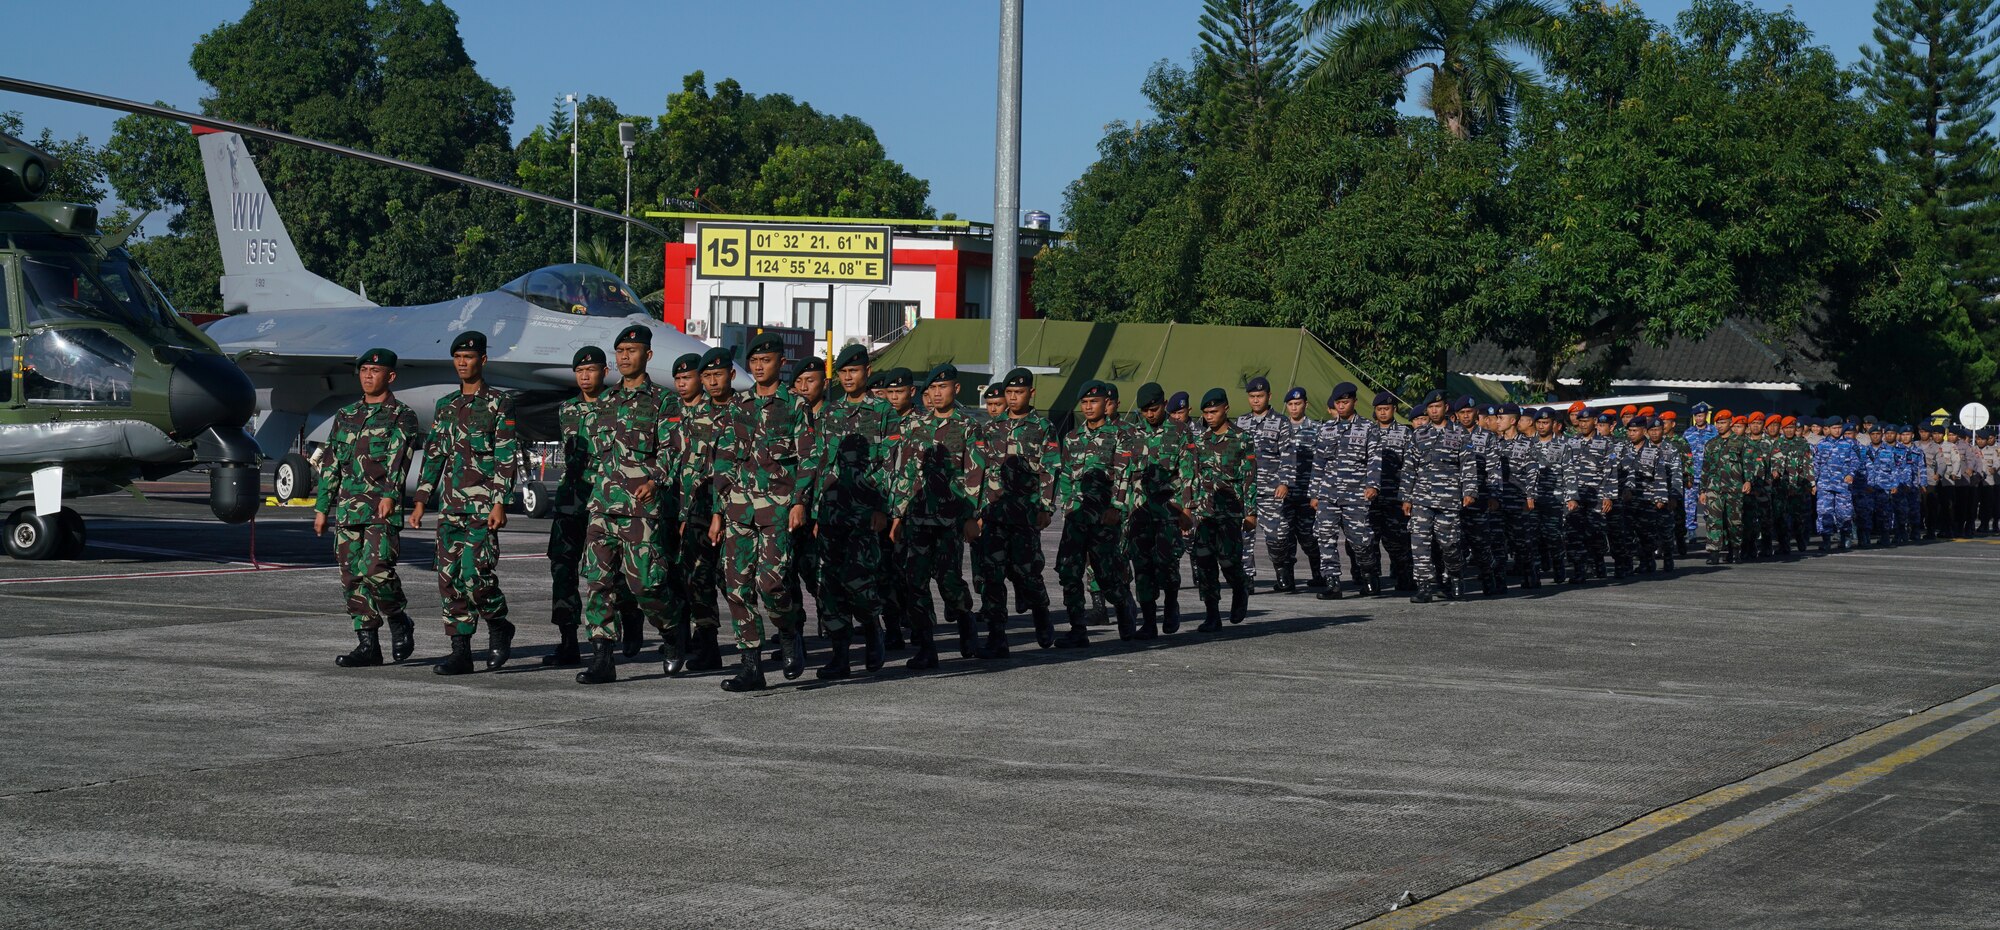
[{"left": 196, "top": 129, "right": 374, "bottom": 313}]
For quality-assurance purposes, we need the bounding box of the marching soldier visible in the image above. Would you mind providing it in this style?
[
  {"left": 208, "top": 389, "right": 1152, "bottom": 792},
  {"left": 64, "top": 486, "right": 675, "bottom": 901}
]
[
  {"left": 674, "top": 348, "right": 735, "bottom": 671},
  {"left": 1404, "top": 392, "right": 1476, "bottom": 602},
  {"left": 1056, "top": 381, "right": 1137, "bottom": 645},
  {"left": 1813, "top": 417, "right": 1860, "bottom": 551},
  {"left": 1527, "top": 408, "right": 1570, "bottom": 580},
  {"left": 1308, "top": 382, "right": 1380, "bottom": 599},
  {"left": 888, "top": 364, "right": 986, "bottom": 667},
  {"left": 1279, "top": 386, "right": 1325, "bottom": 591},
  {"left": 1369, "top": 391, "right": 1415, "bottom": 591},
  {"left": 972, "top": 368, "right": 1059, "bottom": 652},
  {"left": 1493, "top": 404, "right": 1540, "bottom": 588},
  {"left": 1189, "top": 389, "right": 1255, "bottom": 630},
  {"left": 1644, "top": 417, "right": 1681, "bottom": 569},
  {"left": 1236, "top": 377, "right": 1296, "bottom": 586},
  {"left": 878, "top": 367, "right": 921, "bottom": 651},
  {"left": 1127, "top": 382, "right": 1194, "bottom": 636},
  {"left": 1457, "top": 400, "right": 1504, "bottom": 594},
  {"left": 708, "top": 333, "right": 818, "bottom": 692},
  {"left": 813, "top": 434, "right": 890, "bottom": 677},
  {"left": 785, "top": 357, "right": 828, "bottom": 630},
  {"left": 574, "top": 325, "right": 681, "bottom": 685},
  {"left": 982, "top": 382, "right": 1006, "bottom": 420},
  {"left": 1562, "top": 411, "right": 1617, "bottom": 582},
  {"left": 1659, "top": 409, "right": 1692, "bottom": 556},
  {"left": 1701, "top": 415, "right": 1749, "bottom": 564},
  {"left": 809, "top": 345, "right": 902, "bottom": 659},
  {"left": 544, "top": 347, "right": 646, "bottom": 666},
  {"left": 316, "top": 348, "right": 420, "bottom": 668},
  {"left": 408, "top": 331, "right": 521, "bottom": 675}
]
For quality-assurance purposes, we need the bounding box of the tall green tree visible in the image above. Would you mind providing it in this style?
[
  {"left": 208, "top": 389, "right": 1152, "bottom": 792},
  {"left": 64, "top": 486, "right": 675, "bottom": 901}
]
[
  {"left": 1299, "top": 0, "right": 1556, "bottom": 138},
  {"left": 1197, "top": 0, "right": 1304, "bottom": 153},
  {"left": 1861, "top": 0, "right": 2000, "bottom": 397}
]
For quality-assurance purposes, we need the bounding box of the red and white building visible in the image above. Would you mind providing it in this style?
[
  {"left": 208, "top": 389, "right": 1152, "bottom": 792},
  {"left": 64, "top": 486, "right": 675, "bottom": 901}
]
[{"left": 659, "top": 225, "right": 1040, "bottom": 355}]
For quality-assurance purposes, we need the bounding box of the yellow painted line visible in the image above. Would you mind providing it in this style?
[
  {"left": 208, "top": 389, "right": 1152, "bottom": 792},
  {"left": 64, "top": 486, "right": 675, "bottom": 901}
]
[
  {"left": 1479, "top": 703, "right": 2000, "bottom": 929},
  {"left": 1347, "top": 682, "right": 2000, "bottom": 929}
]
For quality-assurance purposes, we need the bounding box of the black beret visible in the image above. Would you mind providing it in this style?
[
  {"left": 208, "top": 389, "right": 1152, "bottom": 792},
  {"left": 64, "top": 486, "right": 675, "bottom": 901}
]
[
  {"left": 1453, "top": 395, "right": 1476, "bottom": 411},
  {"left": 983, "top": 383, "right": 1004, "bottom": 400},
  {"left": 671, "top": 352, "right": 701, "bottom": 376},
  {"left": 1166, "top": 391, "right": 1190, "bottom": 413},
  {"left": 571, "top": 346, "right": 605, "bottom": 369},
  {"left": 881, "top": 368, "right": 913, "bottom": 388},
  {"left": 1406, "top": 404, "right": 1426, "bottom": 420},
  {"left": 1329, "top": 381, "right": 1357, "bottom": 403},
  {"left": 1002, "top": 367, "right": 1034, "bottom": 388},
  {"left": 1501, "top": 403, "right": 1520, "bottom": 415},
  {"left": 1103, "top": 382, "right": 1120, "bottom": 401},
  {"left": 788, "top": 357, "right": 825, "bottom": 382},
  {"left": 1479, "top": 403, "right": 1501, "bottom": 416},
  {"left": 925, "top": 363, "right": 959, "bottom": 386},
  {"left": 1421, "top": 389, "right": 1446, "bottom": 406},
  {"left": 1136, "top": 382, "right": 1166, "bottom": 408},
  {"left": 833, "top": 344, "right": 871, "bottom": 371},
  {"left": 356, "top": 347, "right": 397, "bottom": 370},
  {"left": 1372, "top": 390, "right": 1396, "bottom": 407},
  {"left": 745, "top": 331, "right": 786, "bottom": 358},
  {"left": 1200, "top": 387, "right": 1229, "bottom": 409},
  {"left": 699, "top": 346, "right": 735, "bottom": 371},
  {"left": 1529, "top": 407, "right": 1553, "bottom": 421},
  {"left": 865, "top": 371, "right": 886, "bottom": 390},
  {"left": 615, "top": 324, "right": 652, "bottom": 348},
  {"left": 1078, "top": 380, "right": 1111, "bottom": 400},
  {"left": 1245, "top": 376, "right": 1271, "bottom": 393},
  {"left": 450, "top": 331, "right": 487, "bottom": 355}
]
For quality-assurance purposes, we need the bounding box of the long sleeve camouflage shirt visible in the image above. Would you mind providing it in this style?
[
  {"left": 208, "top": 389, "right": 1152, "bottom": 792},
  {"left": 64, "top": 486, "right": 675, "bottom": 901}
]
[
  {"left": 589, "top": 378, "right": 681, "bottom": 519},
  {"left": 1373, "top": 421, "right": 1413, "bottom": 502},
  {"left": 808, "top": 393, "right": 900, "bottom": 502},
  {"left": 677, "top": 393, "right": 728, "bottom": 521},
  {"left": 889, "top": 409, "right": 985, "bottom": 527},
  {"left": 1310, "top": 416, "right": 1382, "bottom": 504},
  {"left": 711, "top": 384, "right": 817, "bottom": 528},
  {"left": 1189, "top": 424, "right": 1256, "bottom": 520},
  {"left": 1406, "top": 424, "right": 1478, "bottom": 510},
  {"left": 553, "top": 395, "right": 601, "bottom": 518},
  {"left": 976, "top": 410, "right": 1060, "bottom": 525},
  {"left": 1235, "top": 409, "right": 1297, "bottom": 491},
  {"left": 1127, "top": 416, "right": 1195, "bottom": 517},
  {"left": 416, "top": 386, "right": 520, "bottom": 515},
  {"left": 1059, "top": 418, "right": 1132, "bottom": 516},
  {"left": 315, "top": 396, "right": 420, "bottom": 525}
]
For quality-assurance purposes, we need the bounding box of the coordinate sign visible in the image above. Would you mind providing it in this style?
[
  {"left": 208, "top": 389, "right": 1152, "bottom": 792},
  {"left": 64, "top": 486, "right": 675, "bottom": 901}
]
[{"left": 697, "top": 223, "right": 893, "bottom": 285}]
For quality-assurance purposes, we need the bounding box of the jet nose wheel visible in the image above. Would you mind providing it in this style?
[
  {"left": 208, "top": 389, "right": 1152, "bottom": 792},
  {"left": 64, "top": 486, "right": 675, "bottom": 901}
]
[
  {"left": 273, "top": 454, "right": 314, "bottom": 504},
  {"left": 4, "top": 508, "right": 64, "bottom": 561}
]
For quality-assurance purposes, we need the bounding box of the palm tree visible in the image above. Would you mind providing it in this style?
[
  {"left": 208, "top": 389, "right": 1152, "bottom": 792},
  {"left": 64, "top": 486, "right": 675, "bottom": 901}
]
[{"left": 1301, "top": 0, "right": 1557, "bottom": 138}]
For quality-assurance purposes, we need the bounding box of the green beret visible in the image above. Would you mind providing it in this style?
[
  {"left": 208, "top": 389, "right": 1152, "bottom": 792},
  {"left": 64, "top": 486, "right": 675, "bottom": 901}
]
[
  {"left": 356, "top": 347, "right": 397, "bottom": 371},
  {"left": 571, "top": 346, "right": 605, "bottom": 369},
  {"left": 614, "top": 324, "right": 652, "bottom": 347},
  {"left": 983, "top": 383, "right": 1004, "bottom": 400},
  {"left": 1103, "top": 382, "right": 1120, "bottom": 401},
  {"left": 788, "top": 357, "right": 825, "bottom": 382},
  {"left": 1200, "top": 387, "right": 1229, "bottom": 410},
  {"left": 925, "top": 363, "right": 958, "bottom": 386},
  {"left": 671, "top": 352, "right": 701, "bottom": 376},
  {"left": 881, "top": 368, "right": 913, "bottom": 388},
  {"left": 1002, "top": 367, "right": 1034, "bottom": 388},
  {"left": 745, "top": 331, "right": 786, "bottom": 358},
  {"left": 699, "top": 346, "right": 735, "bottom": 371},
  {"left": 450, "top": 330, "right": 487, "bottom": 355},
  {"left": 1136, "top": 382, "right": 1165, "bottom": 408},
  {"left": 1078, "top": 380, "right": 1111, "bottom": 400},
  {"left": 833, "top": 344, "right": 871, "bottom": 371}
]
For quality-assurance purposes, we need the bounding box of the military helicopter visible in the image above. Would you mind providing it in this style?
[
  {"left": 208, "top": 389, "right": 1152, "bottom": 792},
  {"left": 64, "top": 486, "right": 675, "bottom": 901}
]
[{"left": 0, "top": 131, "right": 261, "bottom": 559}]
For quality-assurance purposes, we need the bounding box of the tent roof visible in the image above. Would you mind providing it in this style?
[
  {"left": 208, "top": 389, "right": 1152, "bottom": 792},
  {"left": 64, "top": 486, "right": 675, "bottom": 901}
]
[{"left": 870, "top": 319, "right": 1394, "bottom": 417}]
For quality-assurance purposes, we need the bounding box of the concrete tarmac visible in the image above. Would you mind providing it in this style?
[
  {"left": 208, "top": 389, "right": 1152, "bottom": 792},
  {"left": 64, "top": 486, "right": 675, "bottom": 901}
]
[{"left": 2, "top": 492, "right": 1997, "bottom": 929}]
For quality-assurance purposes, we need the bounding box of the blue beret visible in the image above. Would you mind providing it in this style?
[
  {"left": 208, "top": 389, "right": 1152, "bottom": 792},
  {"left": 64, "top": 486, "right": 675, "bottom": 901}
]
[
  {"left": 1285, "top": 386, "right": 1307, "bottom": 403},
  {"left": 1862, "top": 415, "right": 1878, "bottom": 424},
  {"left": 1406, "top": 404, "right": 1426, "bottom": 420},
  {"left": 1597, "top": 411, "right": 1619, "bottom": 423},
  {"left": 1421, "top": 389, "right": 1446, "bottom": 406},
  {"left": 1329, "top": 381, "right": 1357, "bottom": 402},
  {"left": 1691, "top": 401, "right": 1712, "bottom": 414},
  {"left": 1372, "top": 390, "right": 1396, "bottom": 407},
  {"left": 1479, "top": 403, "right": 1500, "bottom": 416},
  {"left": 1454, "top": 395, "right": 1476, "bottom": 410},
  {"left": 1246, "top": 376, "right": 1271, "bottom": 393},
  {"left": 1530, "top": 407, "right": 1553, "bottom": 421},
  {"left": 1502, "top": 403, "right": 1520, "bottom": 415},
  {"left": 1166, "top": 390, "right": 1190, "bottom": 413},
  {"left": 1823, "top": 416, "right": 1842, "bottom": 428}
]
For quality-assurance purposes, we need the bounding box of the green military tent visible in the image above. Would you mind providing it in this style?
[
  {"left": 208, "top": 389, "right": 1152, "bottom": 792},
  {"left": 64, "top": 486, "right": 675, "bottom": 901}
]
[{"left": 870, "top": 319, "right": 1399, "bottom": 418}]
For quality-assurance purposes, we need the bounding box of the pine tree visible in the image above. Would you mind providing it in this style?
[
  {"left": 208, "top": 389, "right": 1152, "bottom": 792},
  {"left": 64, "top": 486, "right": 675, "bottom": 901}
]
[
  {"left": 1862, "top": 0, "right": 2000, "bottom": 385},
  {"left": 1198, "top": 0, "right": 1302, "bottom": 153}
]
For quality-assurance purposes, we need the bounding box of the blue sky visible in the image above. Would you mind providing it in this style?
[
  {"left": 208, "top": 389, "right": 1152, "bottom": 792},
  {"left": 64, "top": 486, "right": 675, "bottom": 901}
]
[{"left": 7, "top": 0, "right": 1879, "bottom": 225}]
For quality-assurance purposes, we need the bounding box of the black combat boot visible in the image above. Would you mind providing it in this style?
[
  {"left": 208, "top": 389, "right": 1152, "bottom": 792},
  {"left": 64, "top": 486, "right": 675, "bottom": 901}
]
[
  {"left": 883, "top": 616, "right": 907, "bottom": 651},
  {"left": 1317, "top": 578, "right": 1343, "bottom": 600},
  {"left": 1441, "top": 577, "right": 1461, "bottom": 600},
  {"left": 907, "top": 620, "right": 940, "bottom": 669},
  {"left": 621, "top": 606, "right": 644, "bottom": 657},
  {"left": 817, "top": 630, "right": 853, "bottom": 680},
  {"left": 984, "top": 614, "right": 1012, "bottom": 657},
  {"left": 1161, "top": 598, "right": 1181, "bottom": 635},
  {"left": 542, "top": 624, "right": 582, "bottom": 667},
  {"left": 485, "top": 618, "right": 516, "bottom": 671},
  {"left": 860, "top": 612, "right": 885, "bottom": 672},
  {"left": 575, "top": 639, "right": 617, "bottom": 685},
  {"left": 720, "top": 648, "right": 767, "bottom": 692},
  {"left": 953, "top": 610, "right": 982, "bottom": 659},
  {"left": 1135, "top": 601, "right": 1159, "bottom": 640},
  {"left": 1198, "top": 599, "right": 1223, "bottom": 632},
  {"left": 1637, "top": 559, "right": 1655, "bottom": 574},
  {"left": 1411, "top": 583, "right": 1434, "bottom": 604},
  {"left": 1115, "top": 600, "right": 1138, "bottom": 640},
  {"left": 1592, "top": 559, "right": 1607, "bottom": 579},
  {"left": 781, "top": 631, "right": 808, "bottom": 681},
  {"left": 387, "top": 612, "right": 416, "bottom": 663},
  {"left": 335, "top": 628, "right": 383, "bottom": 667},
  {"left": 1030, "top": 606, "right": 1055, "bottom": 649},
  {"left": 1057, "top": 612, "right": 1091, "bottom": 648},
  {"left": 1307, "top": 564, "right": 1326, "bottom": 589},
  {"left": 1273, "top": 563, "right": 1297, "bottom": 594},
  {"left": 1228, "top": 585, "right": 1249, "bottom": 624},
  {"left": 1087, "top": 591, "right": 1109, "bottom": 627},
  {"left": 433, "top": 633, "right": 475, "bottom": 676},
  {"left": 661, "top": 622, "right": 690, "bottom": 676},
  {"left": 689, "top": 626, "right": 723, "bottom": 671},
  {"left": 1394, "top": 568, "right": 1416, "bottom": 592},
  {"left": 1706, "top": 549, "right": 1721, "bottom": 565},
  {"left": 1613, "top": 561, "right": 1630, "bottom": 580}
]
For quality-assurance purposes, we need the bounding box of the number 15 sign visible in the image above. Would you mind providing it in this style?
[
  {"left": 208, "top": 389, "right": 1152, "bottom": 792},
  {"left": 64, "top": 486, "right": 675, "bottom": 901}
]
[{"left": 697, "top": 223, "right": 893, "bottom": 285}]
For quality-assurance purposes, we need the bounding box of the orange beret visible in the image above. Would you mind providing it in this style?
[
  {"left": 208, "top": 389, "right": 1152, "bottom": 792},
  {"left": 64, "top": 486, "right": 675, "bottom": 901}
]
[
  {"left": 1659, "top": 410, "right": 1678, "bottom": 420},
  {"left": 1749, "top": 412, "right": 1765, "bottom": 421},
  {"left": 1782, "top": 415, "right": 1797, "bottom": 426},
  {"left": 1620, "top": 404, "right": 1638, "bottom": 415},
  {"left": 1568, "top": 401, "right": 1587, "bottom": 413},
  {"left": 1732, "top": 416, "right": 1748, "bottom": 425},
  {"left": 1714, "top": 409, "right": 1733, "bottom": 421},
  {"left": 1639, "top": 405, "right": 1655, "bottom": 416}
]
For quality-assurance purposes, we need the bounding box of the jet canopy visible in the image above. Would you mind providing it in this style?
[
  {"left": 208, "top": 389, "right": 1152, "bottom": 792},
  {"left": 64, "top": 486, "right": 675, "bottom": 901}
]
[{"left": 500, "top": 264, "right": 649, "bottom": 318}]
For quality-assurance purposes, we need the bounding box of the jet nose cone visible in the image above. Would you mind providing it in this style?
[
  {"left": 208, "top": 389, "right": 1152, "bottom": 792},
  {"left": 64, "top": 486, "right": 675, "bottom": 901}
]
[{"left": 169, "top": 353, "right": 256, "bottom": 437}]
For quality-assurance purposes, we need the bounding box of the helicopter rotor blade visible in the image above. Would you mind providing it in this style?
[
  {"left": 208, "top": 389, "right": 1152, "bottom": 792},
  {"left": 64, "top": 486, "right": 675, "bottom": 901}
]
[{"left": 0, "top": 74, "right": 668, "bottom": 240}]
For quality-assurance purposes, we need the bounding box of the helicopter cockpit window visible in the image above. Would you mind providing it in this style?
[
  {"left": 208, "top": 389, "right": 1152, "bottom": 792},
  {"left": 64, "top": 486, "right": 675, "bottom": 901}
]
[
  {"left": 22, "top": 329, "right": 136, "bottom": 407},
  {"left": 98, "top": 255, "right": 176, "bottom": 329},
  {"left": 500, "top": 264, "right": 648, "bottom": 318},
  {"left": 18, "top": 249, "right": 152, "bottom": 329}
]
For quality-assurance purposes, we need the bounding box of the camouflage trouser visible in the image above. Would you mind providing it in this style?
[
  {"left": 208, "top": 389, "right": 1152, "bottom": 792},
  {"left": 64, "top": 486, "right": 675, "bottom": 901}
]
[
  {"left": 1190, "top": 515, "right": 1248, "bottom": 603},
  {"left": 1501, "top": 505, "right": 1537, "bottom": 572},
  {"left": 1704, "top": 490, "right": 1745, "bottom": 552},
  {"left": 334, "top": 523, "right": 406, "bottom": 630},
  {"left": 1313, "top": 496, "right": 1377, "bottom": 583},
  {"left": 1605, "top": 501, "right": 1637, "bottom": 568},
  {"left": 1899, "top": 488, "right": 1921, "bottom": 537},
  {"left": 1815, "top": 484, "right": 1853, "bottom": 536},
  {"left": 1126, "top": 505, "right": 1180, "bottom": 606},
  {"left": 813, "top": 523, "right": 879, "bottom": 630},
  {"left": 434, "top": 516, "right": 505, "bottom": 636},
  {"left": 1408, "top": 504, "right": 1462, "bottom": 585},
  {"left": 1745, "top": 493, "right": 1771, "bottom": 548},
  {"left": 581, "top": 514, "right": 671, "bottom": 643},
  {"left": 1685, "top": 485, "right": 1702, "bottom": 535},
  {"left": 676, "top": 515, "right": 721, "bottom": 629},
  {"left": 898, "top": 521, "right": 972, "bottom": 634},
  {"left": 788, "top": 518, "right": 820, "bottom": 614},
  {"left": 973, "top": 520, "right": 1048, "bottom": 623},
  {"left": 719, "top": 520, "right": 801, "bottom": 650},
  {"left": 1059, "top": 509, "right": 1130, "bottom": 619},
  {"left": 1565, "top": 496, "right": 1608, "bottom": 574},
  {"left": 1461, "top": 505, "right": 1501, "bottom": 580},
  {"left": 880, "top": 529, "right": 911, "bottom": 629},
  {"left": 1532, "top": 502, "right": 1566, "bottom": 572},
  {"left": 1631, "top": 500, "right": 1670, "bottom": 563},
  {"left": 549, "top": 512, "right": 641, "bottom": 628},
  {"left": 1282, "top": 496, "right": 1319, "bottom": 572},
  {"left": 1242, "top": 483, "right": 1289, "bottom": 573},
  {"left": 1369, "top": 499, "right": 1411, "bottom": 581}
]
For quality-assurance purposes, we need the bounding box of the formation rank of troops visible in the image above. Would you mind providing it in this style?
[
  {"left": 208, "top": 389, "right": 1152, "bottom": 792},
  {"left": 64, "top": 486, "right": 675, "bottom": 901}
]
[{"left": 314, "top": 335, "right": 2000, "bottom": 687}]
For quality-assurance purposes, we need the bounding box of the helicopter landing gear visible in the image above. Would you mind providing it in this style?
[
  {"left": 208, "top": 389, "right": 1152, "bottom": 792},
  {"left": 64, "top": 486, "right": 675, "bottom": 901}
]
[
  {"left": 4, "top": 507, "right": 71, "bottom": 561},
  {"left": 273, "top": 453, "right": 314, "bottom": 504}
]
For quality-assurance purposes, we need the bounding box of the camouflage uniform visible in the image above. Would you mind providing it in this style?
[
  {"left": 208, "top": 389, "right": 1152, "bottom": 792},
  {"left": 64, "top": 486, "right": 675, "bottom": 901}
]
[
  {"left": 889, "top": 408, "right": 986, "bottom": 655},
  {"left": 1627, "top": 440, "right": 1674, "bottom": 568},
  {"left": 1284, "top": 415, "right": 1323, "bottom": 581},
  {"left": 1309, "top": 415, "right": 1381, "bottom": 587},
  {"left": 1813, "top": 435, "right": 1859, "bottom": 542},
  {"left": 1683, "top": 422, "right": 1717, "bottom": 540},
  {"left": 710, "top": 384, "right": 817, "bottom": 652},
  {"left": 1701, "top": 431, "right": 1749, "bottom": 556},
  {"left": 1188, "top": 424, "right": 1255, "bottom": 609},
  {"left": 416, "top": 387, "right": 520, "bottom": 635},
  {"left": 1057, "top": 419, "right": 1134, "bottom": 634},
  {"left": 1370, "top": 420, "right": 1415, "bottom": 587},
  {"left": 1235, "top": 408, "right": 1297, "bottom": 576},
  {"left": 315, "top": 396, "right": 420, "bottom": 630},
  {"left": 972, "top": 410, "right": 1058, "bottom": 629},
  {"left": 1604, "top": 440, "right": 1639, "bottom": 572},
  {"left": 547, "top": 395, "right": 597, "bottom": 627},
  {"left": 1564, "top": 432, "right": 1616, "bottom": 578},
  {"left": 1461, "top": 427, "right": 1505, "bottom": 585},
  {"left": 1127, "top": 416, "right": 1195, "bottom": 610},
  {"left": 812, "top": 435, "right": 887, "bottom": 628},
  {"left": 1528, "top": 434, "right": 1570, "bottom": 577},
  {"left": 676, "top": 394, "right": 727, "bottom": 631},
  {"left": 580, "top": 379, "right": 680, "bottom": 643},
  {"left": 1406, "top": 424, "right": 1477, "bottom": 591},
  {"left": 1744, "top": 431, "right": 1776, "bottom": 555},
  {"left": 1496, "top": 433, "right": 1540, "bottom": 581}
]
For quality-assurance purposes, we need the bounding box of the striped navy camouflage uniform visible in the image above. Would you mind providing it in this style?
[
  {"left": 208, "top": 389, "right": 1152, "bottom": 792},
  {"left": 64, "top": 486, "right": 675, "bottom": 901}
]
[
  {"left": 1405, "top": 414, "right": 1478, "bottom": 596},
  {"left": 1526, "top": 415, "right": 1571, "bottom": 578},
  {"left": 1308, "top": 385, "right": 1381, "bottom": 591},
  {"left": 1281, "top": 391, "right": 1323, "bottom": 584},
  {"left": 1493, "top": 412, "right": 1541, "bottom": 585},
  {"left": 1369, "top": 405, "right": 1416, "bottom": 589},
  {"left": 1604, "top": 433, "right": 1641, "bottom": 574},
  {"left": 1459, "top": 403, "right": 1505, "bottom": 587},
  {"left": 1235, "top": 386, "right": 1297, "bottom": 577},
  {"left": 1562, "top": 415, "right": 1618, "bottom": 580}
]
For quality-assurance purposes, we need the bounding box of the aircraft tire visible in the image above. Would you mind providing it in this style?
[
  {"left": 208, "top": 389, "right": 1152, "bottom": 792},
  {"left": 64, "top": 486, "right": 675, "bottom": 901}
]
[
  {"left": 56, "top": 508, "right": 86, "bottom": 560},
  {"left": 3, "top": 508, "right": 62, "bottom": 561},
  {"left": 274, "top": 454, "right": 314, "bottom": 503},
  {"left": 519, "top": 482, "right": 552, "bottom": 519}
]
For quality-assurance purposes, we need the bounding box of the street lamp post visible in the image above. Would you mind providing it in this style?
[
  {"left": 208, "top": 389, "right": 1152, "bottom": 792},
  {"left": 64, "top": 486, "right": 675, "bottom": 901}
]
[
  {"left": 619, "top": 121, "right": 636, "bottom": 284},
  {"left": 990, "top": 0, "right": 1024, "bottom": 379},
  {"left": 567, "top": 93, "right": 579, "bottom": 264}
]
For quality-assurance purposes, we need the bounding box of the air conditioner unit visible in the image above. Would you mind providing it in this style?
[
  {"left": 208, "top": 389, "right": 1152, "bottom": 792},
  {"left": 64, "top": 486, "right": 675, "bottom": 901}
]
[{"left": 685, "top": 319, "right": 709, "bottom": 338}]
